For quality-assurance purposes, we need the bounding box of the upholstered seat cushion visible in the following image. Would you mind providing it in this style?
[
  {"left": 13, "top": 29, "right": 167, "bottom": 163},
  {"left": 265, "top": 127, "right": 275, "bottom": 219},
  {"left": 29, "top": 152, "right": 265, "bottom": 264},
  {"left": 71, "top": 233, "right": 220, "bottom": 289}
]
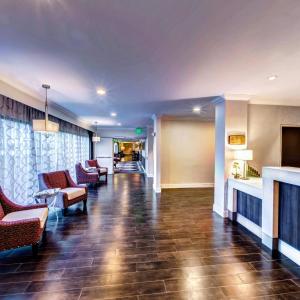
[
  {"left": 99, "top": 168, "right": 107, "bottom": 174},
  {"left": 60, "top": 187, "right": 86, "bottom": 200},
  {"left": 2, "top": 208, "right": 48, "bottom": 229}
]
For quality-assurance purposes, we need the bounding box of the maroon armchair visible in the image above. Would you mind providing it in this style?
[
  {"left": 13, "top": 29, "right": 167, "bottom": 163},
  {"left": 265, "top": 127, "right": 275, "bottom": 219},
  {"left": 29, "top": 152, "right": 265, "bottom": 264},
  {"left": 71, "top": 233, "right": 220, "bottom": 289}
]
[
  {"left": 0, "top": 187, "right": 48, "bottom": 256},
  {"left": 38, "top": 170, "right": 87, "bottom": 216},
  {"left": 76, "top": 163, "right": 100, "bottom": 185},
  {"left": 85, "top": 159, "right": 108, "bottom": 182}
]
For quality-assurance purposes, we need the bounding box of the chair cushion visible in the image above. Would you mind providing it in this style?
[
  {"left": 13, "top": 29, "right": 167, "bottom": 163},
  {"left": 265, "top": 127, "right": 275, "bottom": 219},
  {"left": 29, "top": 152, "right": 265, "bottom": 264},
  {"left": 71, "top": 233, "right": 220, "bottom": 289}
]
[
  {"left": 45, "top": 172, "right": 68, "bottom": 189},
  {"left": 60, "top": 187, "right": 86, "bottom": 200},
  {"left": 99, "top": 168, "right": 107, "bottom": 174},
  {"left": 0, "top": 204, "right": 4, "bottom": 220},
  {"left": 86, "top": 160, "right": 97, "bottom": 168},
  {"left": 2, "top": 208, "right": 48, "bottom": 229}
]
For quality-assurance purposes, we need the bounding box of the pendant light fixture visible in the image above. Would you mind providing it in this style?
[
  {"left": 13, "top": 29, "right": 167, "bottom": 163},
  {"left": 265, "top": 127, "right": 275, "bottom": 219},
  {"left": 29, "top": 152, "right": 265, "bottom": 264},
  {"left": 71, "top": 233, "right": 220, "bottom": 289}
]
[
  {"left": 92, "top": 121, "right": 101, "bottom": 142},
  {"left": 32, "top": 84, "right": 59, "bottom": 132}
]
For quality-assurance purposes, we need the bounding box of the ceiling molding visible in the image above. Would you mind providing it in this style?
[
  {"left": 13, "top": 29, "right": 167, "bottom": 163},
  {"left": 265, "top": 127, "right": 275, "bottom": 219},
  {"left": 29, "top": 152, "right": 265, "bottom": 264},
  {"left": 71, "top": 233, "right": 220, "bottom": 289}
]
[{"left": 223, "top": 94, "right": 252, "bottom": 101}]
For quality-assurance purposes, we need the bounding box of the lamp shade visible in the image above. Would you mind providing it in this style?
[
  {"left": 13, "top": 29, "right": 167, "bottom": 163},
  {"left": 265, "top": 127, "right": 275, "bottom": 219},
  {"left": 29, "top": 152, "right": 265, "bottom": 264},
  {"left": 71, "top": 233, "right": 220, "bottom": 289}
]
[
  {"left": 33, "top": 84, "right": 59, "bottom": 133},
  {"left": 32, "top": 119, "right": 59, "bottom": 133},
  {"left": 234, "top": 149, "right": 253, "bottom": 161},
  {"left": 92, "top": 135, "right": 101, "bottom": 142}
]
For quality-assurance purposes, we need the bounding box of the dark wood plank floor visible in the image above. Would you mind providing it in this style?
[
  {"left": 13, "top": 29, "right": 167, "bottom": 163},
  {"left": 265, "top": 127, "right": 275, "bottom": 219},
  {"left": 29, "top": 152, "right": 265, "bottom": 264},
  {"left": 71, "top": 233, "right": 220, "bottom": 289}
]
[{"left": 1, "top": 174, "right": 300, "bottom": 299}]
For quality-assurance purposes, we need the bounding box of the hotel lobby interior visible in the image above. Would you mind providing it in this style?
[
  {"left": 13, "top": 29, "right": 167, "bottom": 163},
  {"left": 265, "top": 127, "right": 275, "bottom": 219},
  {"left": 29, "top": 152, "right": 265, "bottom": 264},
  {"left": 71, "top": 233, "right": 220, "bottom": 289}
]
[{"left": 2, "top": 0, "right": 300, "bottom": 299}]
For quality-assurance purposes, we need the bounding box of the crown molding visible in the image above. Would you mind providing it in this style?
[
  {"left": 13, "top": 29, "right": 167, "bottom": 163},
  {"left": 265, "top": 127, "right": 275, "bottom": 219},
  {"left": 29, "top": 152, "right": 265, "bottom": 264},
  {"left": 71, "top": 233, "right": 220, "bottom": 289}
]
[{"left": 223, "top": 94, "right": 252, "bottom": 101}]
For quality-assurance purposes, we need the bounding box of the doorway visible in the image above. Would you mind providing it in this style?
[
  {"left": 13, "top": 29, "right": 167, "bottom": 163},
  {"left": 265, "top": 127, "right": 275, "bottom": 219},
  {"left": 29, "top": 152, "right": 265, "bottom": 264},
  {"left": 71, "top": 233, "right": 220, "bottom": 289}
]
[{"left": 113, "top": 139, "right": 145, "bottom": 174}]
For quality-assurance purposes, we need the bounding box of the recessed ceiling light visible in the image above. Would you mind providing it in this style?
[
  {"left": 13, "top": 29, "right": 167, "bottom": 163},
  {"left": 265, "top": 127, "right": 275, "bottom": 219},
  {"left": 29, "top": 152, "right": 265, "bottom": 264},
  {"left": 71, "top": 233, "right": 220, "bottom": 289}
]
[
  {"left": 193, "top": 107, "right": 201, "bottom": 113},
  {"left": 111, "top": 112, "right": 117, "bottom": 117},
  {"left": 97, "top": 88, "right": 106, "bottom": 95},
  {"left": 268, "top": 75, "right": 278, "bottom": 81}
]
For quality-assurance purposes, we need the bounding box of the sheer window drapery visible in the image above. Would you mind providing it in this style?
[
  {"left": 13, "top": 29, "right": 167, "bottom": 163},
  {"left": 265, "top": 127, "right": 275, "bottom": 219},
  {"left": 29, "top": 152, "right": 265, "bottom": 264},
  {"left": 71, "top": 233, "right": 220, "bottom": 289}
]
[
  {"left": 0, "top": 117, "right": 38, "bottom": 202},
  {"left": 0, "top": 116, "right": 90, "bottom": 204},
  {"left": 34, "top": 131, "right": 90, "bottom": 178}
]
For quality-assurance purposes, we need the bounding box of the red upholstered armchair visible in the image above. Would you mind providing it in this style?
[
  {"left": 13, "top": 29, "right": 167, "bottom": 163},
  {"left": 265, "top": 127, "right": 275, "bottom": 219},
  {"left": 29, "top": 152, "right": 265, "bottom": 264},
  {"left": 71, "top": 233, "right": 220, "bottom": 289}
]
[
  {"left": 76, "top": 163, "right": 100, "bottom": 185},
  {"left": 0, "top": 187, "right": 48, "bottom": 256},
  {"left": 85, "top": 159, "right": 108, "bottom": 182},
  {"left": 38, "top": 170, "right": 87, "bottom": 216}
]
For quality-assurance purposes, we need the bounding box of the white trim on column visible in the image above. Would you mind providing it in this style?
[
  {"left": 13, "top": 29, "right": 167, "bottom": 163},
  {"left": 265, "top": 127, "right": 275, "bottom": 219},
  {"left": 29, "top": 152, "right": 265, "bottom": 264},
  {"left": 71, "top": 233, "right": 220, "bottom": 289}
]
[
  {"left": 161, "top": 183, "right": 214, "bottom": 189},
  {"left": 152, "top": 114, "right": 161, "bottom": 193},
  {"left": 237, "top": 214, "right": 262, "bottom": 238},
  {"left": 213, "top": 203, "right": 228, "bottom": 218},
  {"left": 278, "top": 240, "right": 300, "bottom": 266},
  {"left": 153, "top": 185, "right": 161, "bottom": 193}
]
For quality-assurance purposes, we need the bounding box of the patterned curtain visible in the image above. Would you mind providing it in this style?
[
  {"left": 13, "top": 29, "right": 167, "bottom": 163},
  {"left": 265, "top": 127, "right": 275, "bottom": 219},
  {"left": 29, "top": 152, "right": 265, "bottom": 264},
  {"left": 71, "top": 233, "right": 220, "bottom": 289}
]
[
  {"left": 0, "top": 116, "right": 90, "bottom": 204},
  {"left": 0, "top": 117, "right": 38, "bottom": 203},
  {"left": 34, "top": 131, "right": 90, "bottom": 178}
]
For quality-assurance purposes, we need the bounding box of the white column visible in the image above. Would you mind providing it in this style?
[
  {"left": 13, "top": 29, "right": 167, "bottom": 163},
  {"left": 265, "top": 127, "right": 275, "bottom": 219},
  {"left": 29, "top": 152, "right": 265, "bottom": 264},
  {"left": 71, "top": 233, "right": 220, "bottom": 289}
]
[
  {"left": 213, "top": 98, "right": 248, "bottom": 217},
  {"left": 214, "top": 100, "right": 226, "bottom": 217},
  {"left": 261, "top": 176, "right": 279, "bottom": 250},
  {"left": 145, "top": 126, "right": 154, "bottom": 177},
  {"left": 153, "top": 115, "right": 161, "bottom": 193}
]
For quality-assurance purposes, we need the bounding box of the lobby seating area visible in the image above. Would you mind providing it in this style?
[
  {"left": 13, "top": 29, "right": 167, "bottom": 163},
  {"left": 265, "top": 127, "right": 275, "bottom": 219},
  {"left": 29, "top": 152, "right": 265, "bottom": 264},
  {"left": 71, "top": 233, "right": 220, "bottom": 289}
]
[{"left": 2, "top": 1, "right": 300, "bottom": 299}]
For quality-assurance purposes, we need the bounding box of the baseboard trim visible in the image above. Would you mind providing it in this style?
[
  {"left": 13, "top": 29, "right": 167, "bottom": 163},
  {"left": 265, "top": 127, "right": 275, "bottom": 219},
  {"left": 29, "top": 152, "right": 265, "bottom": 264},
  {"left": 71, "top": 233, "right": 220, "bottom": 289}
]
[
  {"left": 213, "top": 204, "right": 228, "bottom": 218},
  {"left": 237, "top": 213, "right": 262, "bottom": 238},
  {"left": 278, "top": 240, "right": 300, "bottom": 265},
  {"left": 161, "top": 183, "right": 214, "bottom": 189}
]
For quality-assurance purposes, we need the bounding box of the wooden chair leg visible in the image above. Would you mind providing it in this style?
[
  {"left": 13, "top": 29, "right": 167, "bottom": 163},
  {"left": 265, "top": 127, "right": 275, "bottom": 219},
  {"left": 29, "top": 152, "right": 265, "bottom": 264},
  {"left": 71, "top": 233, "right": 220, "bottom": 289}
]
[
  {"left": 63, "top": 208, "right": 68, "bottom": 216},
  {"left": 32, "top": 243, "right": 39, "bottom": 257}
]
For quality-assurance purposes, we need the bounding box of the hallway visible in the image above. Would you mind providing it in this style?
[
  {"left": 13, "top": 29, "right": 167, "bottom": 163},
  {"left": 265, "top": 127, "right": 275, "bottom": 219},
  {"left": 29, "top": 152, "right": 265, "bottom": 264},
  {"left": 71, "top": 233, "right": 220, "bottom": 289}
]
[{"left": 1, "top": 174, "right": 300, "bottom": 299}]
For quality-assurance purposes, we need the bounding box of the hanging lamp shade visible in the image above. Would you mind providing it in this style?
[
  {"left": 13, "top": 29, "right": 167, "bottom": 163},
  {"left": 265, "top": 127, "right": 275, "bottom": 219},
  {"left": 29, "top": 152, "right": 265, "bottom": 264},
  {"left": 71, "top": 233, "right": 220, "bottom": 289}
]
[
  {"left": 92, "top": 121, "right": 101, "bottom": 143},
  {"left": 32, "top": 119, "right": 59, "bottom": 132},
  {"left": 92, "top": 135, "right": 101, "bottom": 142},
  {"left": 33, "top": 84, "right": 59, "bottom": 133}
]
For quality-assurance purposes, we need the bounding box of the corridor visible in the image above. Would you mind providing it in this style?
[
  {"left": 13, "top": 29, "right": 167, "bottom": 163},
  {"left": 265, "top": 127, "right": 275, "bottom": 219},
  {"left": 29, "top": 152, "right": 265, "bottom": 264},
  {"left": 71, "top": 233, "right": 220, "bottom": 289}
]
[{"left": 1, "top": 174, "right": 300, "bottom": 299}]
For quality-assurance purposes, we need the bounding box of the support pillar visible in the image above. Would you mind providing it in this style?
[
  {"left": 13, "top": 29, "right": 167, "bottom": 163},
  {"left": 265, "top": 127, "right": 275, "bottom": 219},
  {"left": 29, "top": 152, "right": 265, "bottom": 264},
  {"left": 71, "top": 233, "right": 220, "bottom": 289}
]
[
  {"left": 153, "top": 115, "right": 161, "bottom": 193},
  {"left": 213, "top": 98, "right": 248, "bottom": 217}
]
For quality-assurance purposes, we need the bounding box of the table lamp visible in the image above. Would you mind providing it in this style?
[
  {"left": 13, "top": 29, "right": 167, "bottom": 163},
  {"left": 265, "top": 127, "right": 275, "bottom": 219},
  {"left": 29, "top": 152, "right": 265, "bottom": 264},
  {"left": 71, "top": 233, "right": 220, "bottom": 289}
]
[{"left": 234, "top": 149, "right": 253, "bottom": 180}]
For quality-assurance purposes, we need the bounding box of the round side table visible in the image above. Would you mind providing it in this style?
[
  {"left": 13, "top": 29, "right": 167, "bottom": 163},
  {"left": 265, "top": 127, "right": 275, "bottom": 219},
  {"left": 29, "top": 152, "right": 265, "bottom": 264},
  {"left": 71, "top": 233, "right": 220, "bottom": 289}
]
[{"left": 34, "top": 188, "right": 61, "bottom": 219}]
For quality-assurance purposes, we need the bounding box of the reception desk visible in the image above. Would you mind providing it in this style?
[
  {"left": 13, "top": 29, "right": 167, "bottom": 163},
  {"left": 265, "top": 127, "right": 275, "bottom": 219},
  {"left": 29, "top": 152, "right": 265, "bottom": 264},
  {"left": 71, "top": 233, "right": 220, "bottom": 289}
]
[
  {"left": 228, "top": 167, "right": 300, "bottom": 265},
  {"left": 228, "top": 177, "right": 263, "bottom": 238}
]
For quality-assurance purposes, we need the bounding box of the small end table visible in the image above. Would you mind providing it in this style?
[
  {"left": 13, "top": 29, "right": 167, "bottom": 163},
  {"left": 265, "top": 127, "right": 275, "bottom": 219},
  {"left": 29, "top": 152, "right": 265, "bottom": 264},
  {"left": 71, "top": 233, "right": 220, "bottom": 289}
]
[{"left": 34, "top": 188, "right": 61, "bottom": 219}]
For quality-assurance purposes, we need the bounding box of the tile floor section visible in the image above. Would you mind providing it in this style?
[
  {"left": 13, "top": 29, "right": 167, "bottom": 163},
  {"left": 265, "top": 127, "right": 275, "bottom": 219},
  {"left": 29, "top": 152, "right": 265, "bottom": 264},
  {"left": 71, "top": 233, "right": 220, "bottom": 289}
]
[{"left": 1, "top": 174, "right": 300, "bottom": 299}]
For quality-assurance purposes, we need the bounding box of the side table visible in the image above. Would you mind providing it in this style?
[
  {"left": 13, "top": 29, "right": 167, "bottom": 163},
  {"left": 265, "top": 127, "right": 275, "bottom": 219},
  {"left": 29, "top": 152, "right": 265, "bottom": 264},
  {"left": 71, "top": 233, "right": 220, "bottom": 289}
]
[{"left": 34, "top": 188, "right": 61, "bottom": 219}]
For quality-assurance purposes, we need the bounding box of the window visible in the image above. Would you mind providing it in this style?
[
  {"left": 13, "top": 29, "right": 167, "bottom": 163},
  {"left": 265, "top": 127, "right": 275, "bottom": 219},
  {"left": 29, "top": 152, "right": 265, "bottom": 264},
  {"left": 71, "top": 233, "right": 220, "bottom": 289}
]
[{"left": 0, "top": 116, "right": 90, "bottom": 204}]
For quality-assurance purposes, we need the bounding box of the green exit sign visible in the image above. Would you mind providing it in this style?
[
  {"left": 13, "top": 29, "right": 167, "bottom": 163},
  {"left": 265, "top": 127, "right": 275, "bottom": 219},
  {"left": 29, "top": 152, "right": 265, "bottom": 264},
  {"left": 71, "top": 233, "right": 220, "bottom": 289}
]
[{"left": 135, "top": 127, "right": 143, "bottom": 135}]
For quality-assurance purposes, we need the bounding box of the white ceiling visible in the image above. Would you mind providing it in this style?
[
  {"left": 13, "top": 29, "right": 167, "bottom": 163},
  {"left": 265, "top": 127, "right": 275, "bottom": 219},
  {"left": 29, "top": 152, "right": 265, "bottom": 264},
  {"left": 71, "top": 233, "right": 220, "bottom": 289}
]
[{"left": 0, "top": 0, "right": 300, "bottom": 127}]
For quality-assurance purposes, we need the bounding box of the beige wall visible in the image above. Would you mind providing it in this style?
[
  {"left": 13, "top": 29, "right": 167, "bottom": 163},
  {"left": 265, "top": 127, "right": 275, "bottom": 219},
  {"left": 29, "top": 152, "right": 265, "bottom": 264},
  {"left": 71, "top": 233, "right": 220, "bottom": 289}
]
[
  {"left": 248, "top": 104, "right": 300, "bottom": 172},
  {"left": 161, "top": 118, "right": 215, "bottom": 187}
]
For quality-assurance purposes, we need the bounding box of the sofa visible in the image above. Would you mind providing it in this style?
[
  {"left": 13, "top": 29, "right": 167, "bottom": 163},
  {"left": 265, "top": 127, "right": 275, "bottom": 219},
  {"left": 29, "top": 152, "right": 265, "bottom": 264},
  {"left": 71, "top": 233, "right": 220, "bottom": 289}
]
[
  {"left": 0, "top": 187, "right": 48, "bottom": 255},
  {"left": 38, "top": 170, "right": 87, "bottom": 216},
  {"left": 85, "top": 159, "right": 108, "bottom": 182}
]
